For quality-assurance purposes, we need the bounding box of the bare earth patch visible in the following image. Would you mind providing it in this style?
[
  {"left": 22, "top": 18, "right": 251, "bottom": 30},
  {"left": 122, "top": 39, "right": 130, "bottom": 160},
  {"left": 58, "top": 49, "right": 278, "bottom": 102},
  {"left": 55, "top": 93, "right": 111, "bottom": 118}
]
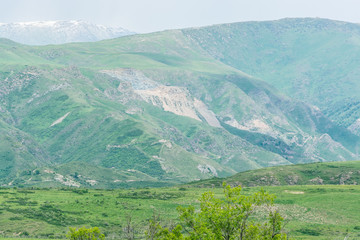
[{"left": 284, "top": 190, "right": 304, "bottom": 194}]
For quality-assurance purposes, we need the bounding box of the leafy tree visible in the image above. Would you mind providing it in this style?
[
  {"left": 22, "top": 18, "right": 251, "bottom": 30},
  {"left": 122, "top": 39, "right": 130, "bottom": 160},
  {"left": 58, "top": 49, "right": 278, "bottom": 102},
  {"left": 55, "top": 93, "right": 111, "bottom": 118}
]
[
  {"left": 66, "top": 227, "right": 105, "bottom": 240},
  {"left": 155, "top": 183, "right": 288, "bottom": 239}
]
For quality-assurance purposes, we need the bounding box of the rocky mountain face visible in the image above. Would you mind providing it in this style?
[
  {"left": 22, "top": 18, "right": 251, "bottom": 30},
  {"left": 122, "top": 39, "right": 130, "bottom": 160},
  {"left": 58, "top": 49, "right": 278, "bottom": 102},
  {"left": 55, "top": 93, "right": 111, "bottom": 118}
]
[
  {"left": 0, "top": 20, "right": 134, "bottom": 45},
  {"left": 0, "top": 18, "right": 359, "bottom": 188}
]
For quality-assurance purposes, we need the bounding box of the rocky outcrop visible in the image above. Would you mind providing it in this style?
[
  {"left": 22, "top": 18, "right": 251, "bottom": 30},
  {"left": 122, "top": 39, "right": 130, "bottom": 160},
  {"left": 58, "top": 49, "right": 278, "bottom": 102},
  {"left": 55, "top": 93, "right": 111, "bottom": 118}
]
[
  {"left": 309, "top": 177, "right": 324, "bottom": 185},
  {"left": 348, "top": 118, "right": 360, "bottom": 135},
  {"left": 197, "top": 164, "right": 218, "bottom": 176},
  {"left": 102, "top": 69, "right": 222, "bottom": 128},
  {"left": 136, "top": 86, "right": 202, "bottom": 121}
]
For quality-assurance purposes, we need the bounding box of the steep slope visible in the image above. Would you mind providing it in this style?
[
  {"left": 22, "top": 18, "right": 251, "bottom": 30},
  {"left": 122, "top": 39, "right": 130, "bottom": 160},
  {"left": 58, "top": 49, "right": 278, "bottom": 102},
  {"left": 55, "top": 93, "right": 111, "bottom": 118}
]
[
  {"left": 182, "top": 18, "right": 360, "bottom": 133},
  {"left": 32, "top": 30, "right": 360, "bottom": 161},
  {"left": 0, "top": 20, "right": 134, "bottom": 45},
  {"left": 0, "top": 119, "right": 49, "bottom": 182},
  {"left": 0, "top": 65, "right": 233, "bottom": 187},
  {"left": 0, "top": 25, "right": 358, "bottom": 188}
]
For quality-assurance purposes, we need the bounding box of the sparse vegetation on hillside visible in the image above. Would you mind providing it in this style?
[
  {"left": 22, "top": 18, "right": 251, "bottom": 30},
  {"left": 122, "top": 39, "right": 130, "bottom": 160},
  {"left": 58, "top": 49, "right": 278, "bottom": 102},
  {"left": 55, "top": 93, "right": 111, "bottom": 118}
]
[
  {"left": 187, "top": 161, "right": 360, "bottom": 188},
  {"left": 182, "top": 18, "right": 360, "bottom": 131}
]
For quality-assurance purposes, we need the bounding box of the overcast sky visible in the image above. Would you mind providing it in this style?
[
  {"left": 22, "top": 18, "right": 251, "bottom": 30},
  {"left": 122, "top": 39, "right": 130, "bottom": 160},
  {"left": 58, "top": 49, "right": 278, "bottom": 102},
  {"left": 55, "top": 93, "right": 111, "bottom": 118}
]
[{"left": 1, "top": 0, "right": 359, "bottom": 33}]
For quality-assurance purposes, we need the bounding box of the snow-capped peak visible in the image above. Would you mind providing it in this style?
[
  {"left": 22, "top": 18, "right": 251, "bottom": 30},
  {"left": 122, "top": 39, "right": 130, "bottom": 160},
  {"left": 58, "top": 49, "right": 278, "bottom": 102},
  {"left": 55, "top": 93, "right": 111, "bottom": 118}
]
[
  {"left": 0, "top": 20, "right": 135, "bottom": 45},
  {"left": 15, "top": 21, "right": 59, "bottom": 27}
]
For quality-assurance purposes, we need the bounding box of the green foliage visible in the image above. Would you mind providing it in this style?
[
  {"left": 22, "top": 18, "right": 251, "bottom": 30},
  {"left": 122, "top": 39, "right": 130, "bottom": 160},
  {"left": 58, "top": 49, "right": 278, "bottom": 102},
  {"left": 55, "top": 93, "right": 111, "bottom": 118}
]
[
  {"left": 7, "top": 202, "right": 86, "bottom": 226},
  {"left": 297, "top": 227, "right": 321, "bottom": 236},
  {"left": 154, "top": 225, "right": 184, "bottom": 240},
  {"left": 117, "top": 190, "right": 181, "bottom": 200},
  {"left": 66, "top": 227, "right": 105, "bottom": 240},
  {"left": 157, "top": 183, "right": 287, "bottom": 239}
]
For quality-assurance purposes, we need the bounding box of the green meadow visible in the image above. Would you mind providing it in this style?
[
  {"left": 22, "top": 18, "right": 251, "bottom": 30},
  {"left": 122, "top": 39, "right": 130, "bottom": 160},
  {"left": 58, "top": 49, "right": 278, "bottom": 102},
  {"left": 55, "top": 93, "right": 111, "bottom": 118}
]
[{"left": 0, "top": 185, "right": 359, "bottom": 239}]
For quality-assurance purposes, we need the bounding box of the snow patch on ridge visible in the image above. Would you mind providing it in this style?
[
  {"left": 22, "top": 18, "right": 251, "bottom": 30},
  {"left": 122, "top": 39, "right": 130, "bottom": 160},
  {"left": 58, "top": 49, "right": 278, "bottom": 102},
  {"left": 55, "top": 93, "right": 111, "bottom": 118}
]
[
  {"left": 15, "top": 21, "right": 59, "bottom": 27},
  {"left": 0, "top": 20, "right": 134, "bottom": 45}
]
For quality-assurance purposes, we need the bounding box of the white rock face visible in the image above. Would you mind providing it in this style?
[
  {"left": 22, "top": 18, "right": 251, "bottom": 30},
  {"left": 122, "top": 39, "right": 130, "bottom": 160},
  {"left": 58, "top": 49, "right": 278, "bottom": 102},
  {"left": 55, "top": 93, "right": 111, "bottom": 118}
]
[
  {"left": 0, "top": 20, "right": 134, "bottom": 45},
  {"left": 197, "top": 164, "right": 218, "bottom": 176},
  {"left": 102, "top": 69, "right": 222, "bottom": 128}
]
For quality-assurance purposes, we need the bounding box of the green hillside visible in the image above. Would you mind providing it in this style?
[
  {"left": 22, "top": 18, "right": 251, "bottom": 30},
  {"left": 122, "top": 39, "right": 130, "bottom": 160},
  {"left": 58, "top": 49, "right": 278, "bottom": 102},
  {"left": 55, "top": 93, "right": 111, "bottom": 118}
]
[
  {"left": 183, "top": 18, "right": 360, "bottom": 130},
  {"left": 1, "top": 19, "right": 360, "bottom": 187},
  {"left": 187, "top": 161, "right": 360, "bottom": 188}
]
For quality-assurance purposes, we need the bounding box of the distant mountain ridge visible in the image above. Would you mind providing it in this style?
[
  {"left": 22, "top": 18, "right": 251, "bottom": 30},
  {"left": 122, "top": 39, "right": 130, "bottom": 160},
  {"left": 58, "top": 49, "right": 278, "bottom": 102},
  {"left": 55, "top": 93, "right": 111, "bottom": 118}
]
[
  {"left": 0, "top": 20, "right": 134, "bottom": 45},
  {"left": 0, "top": 18, "right": 360, "bottom": 188}
]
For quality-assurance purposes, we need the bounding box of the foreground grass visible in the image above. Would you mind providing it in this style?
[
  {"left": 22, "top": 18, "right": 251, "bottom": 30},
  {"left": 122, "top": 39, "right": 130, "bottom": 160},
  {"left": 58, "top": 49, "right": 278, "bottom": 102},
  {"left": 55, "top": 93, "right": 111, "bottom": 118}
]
[
  {"left": 0, "top": 239, "right": 55, "bottom": 240},
  {"left": 0, "top": 185, "right": 359, "bottom": 239}
]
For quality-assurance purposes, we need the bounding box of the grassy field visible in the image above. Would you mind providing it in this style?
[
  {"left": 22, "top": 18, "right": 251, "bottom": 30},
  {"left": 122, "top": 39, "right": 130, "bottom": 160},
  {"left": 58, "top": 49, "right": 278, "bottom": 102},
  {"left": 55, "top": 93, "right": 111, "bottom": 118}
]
[
  {"left": 0, "top": 185, "right": 359, "bottom": 239},
  {"left": 0, "top": 239, "right": 54, "bottom": 240}
]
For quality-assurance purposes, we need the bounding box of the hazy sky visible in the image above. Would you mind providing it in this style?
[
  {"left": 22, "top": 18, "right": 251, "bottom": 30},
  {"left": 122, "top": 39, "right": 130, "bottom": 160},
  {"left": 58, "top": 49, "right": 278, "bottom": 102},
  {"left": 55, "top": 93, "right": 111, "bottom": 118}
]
[{"left": 1, "top": 0, "right": 359, "bottom": 33}]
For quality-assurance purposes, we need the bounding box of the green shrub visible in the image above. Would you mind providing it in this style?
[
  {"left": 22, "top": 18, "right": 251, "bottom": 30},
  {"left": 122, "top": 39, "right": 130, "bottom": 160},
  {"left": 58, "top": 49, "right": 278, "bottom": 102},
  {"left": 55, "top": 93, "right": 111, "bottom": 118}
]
[
  {"left": 154, "top": 183, "right": 288, "bottom": 239},
  {"left": 297, "top": 227, "right": 321, "bottom": 236},
  {"left": 67, "top": 227, "right": 105, "bottom": 240}
]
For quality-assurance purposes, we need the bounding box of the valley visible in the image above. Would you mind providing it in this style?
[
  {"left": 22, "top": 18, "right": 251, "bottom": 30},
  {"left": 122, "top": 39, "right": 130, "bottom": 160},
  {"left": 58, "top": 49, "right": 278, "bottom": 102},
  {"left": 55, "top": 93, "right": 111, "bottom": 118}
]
[{"left": 1, "top": 17, "right": 360, "bottom": 239}]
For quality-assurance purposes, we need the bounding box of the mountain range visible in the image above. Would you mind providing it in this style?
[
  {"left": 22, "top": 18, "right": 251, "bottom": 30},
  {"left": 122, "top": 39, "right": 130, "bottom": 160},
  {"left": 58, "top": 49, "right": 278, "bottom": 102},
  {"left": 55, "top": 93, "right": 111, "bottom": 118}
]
[
  {"left": 0, "top": 18, "right": 359, "bottom": 188},
  {"left": 0, "top": 20, "right": 134, "bottom": 45}
]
